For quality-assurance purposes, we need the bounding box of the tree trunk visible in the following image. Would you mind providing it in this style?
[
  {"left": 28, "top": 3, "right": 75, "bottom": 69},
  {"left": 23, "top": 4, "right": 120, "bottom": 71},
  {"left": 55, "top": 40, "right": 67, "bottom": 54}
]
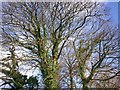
[
  {"left": 82, "top": 80, "right": 88, "bottom": 90},
  {"left": 44, "top": 76, "right": 58, "bottom": 90},
  {"left": 41, "top": 58, "right": 59, "bottom": 89},
  {"left": 70, "top": 68, "right": 73, "bottom": 90}
]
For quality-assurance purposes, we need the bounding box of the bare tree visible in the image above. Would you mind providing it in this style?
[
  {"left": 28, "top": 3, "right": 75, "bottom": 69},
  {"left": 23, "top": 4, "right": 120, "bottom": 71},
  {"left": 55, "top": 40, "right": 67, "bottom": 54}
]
[
  {"left": 70, "top": 19, "right": 120, "bottom": 89},
  {"left": 59, "top": 43, "right": 78, "bottom": 89},
  {"left": 0, "top": 45, "right": 27, "bottom": 89}
]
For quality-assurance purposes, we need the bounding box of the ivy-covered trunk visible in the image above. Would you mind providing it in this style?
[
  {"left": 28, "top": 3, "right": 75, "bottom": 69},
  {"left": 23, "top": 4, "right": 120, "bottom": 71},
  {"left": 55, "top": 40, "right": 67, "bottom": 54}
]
[
  {"left": 41, "top": 59, "right": 59, "bottom": 89},
  {"left": 82, "top": 81, "right": 88, "bottom": 90},
  {"left": 41, "top": 35, "right": 61, "bottom": 89}
]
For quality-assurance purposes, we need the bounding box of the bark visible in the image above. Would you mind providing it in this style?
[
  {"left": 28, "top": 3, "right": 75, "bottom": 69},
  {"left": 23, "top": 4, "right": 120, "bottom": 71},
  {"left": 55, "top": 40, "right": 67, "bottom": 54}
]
[
  {"left": 70, "top": 67, "right": 73, "bottom": 90},
  {"left": 82, "top": 80, "right": 88, "bottom": 90}
]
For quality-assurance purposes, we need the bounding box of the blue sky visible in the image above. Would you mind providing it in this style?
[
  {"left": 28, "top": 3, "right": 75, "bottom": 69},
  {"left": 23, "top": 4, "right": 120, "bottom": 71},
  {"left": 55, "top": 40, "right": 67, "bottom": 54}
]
[{"left": 106, "top": 2, "right": 118, "bottom": 24}]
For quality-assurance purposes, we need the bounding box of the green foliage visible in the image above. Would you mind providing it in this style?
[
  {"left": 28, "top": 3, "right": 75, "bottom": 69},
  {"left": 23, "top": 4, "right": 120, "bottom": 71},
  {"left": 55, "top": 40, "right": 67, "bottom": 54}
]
[{"left": 26, "top": 76, "right": 38, "bottom": 89}]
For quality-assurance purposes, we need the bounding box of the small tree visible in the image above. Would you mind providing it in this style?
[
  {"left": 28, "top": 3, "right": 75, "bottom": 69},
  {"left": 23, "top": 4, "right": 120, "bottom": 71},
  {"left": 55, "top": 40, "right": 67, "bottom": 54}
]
[
  {"left": 26, "top": 76, "right": 38, "bottom": 89},
  {"left": 71, "top": 20, "right": 119, "bottom": 89},
  {"left": 0, "top": 45, "right": 27, "bottom": 89},
  {"left": 0, "top": 45, "right": 39, "bottom": 89}
]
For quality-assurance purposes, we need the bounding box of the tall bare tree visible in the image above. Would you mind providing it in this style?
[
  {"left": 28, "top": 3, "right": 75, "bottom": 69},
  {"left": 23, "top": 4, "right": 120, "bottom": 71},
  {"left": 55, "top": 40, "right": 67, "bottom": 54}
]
[
  {"left": 69, "top": 19, "right": 119, "bottom": 89},
  {"left": 59, "top": 43, "right": 78, "bottom": 89}
]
